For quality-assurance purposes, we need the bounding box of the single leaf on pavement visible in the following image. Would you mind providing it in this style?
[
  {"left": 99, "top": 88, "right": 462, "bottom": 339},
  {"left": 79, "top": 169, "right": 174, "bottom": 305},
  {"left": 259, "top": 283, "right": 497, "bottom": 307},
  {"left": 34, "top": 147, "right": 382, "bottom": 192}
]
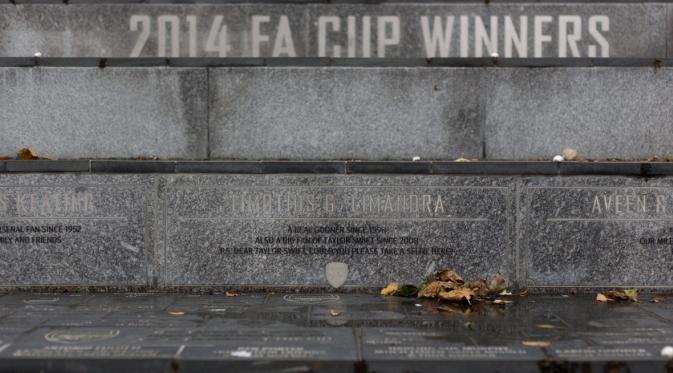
[
  {"left": 522, "top": 341, "right": 551, "bottom": 347},
  {"left": 607, "top": 289, "right": 638, "bottom": 302},
  {"left": 381, "top": 282, "right": 400, "bottom": 296},
  {"left": 18, "top": 148, "right": 40, "bottom": 160},
  {"left": 596, "top": 293, "right": 611, "bottom": 302},
  {"left": 487, "top": 272, "right": 507, "bottom": 295},
  {"left": 439, "top": 288, "right": 476, "bottom": 305},
  {"left": 397, "top": 284, "right": 419, "bottom": 297},
  {"left": 623, "top": 288, "right": 639, "bottom": 302},
  {"left": 435, "top": 270, "right": 464, "bottom": 285},
  {"left": 418, "top": 281, "right": 451, "bottom": 299}
]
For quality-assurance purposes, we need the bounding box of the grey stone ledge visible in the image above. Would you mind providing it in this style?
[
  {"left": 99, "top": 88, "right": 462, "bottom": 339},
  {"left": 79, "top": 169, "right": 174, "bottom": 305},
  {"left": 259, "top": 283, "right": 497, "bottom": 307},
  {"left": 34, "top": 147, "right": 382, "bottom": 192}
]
[
  {"left": 4, "top": 160, "right": 90, "bottom": 173},
  {"left": 3, "top": 161, "right": 673, "bottom": 176},
  {"left": 0, "top": 57, "right": 670, "bottom": 68},
  {"left": 12, "top": 0, "right": 673, "bottom": 3}
]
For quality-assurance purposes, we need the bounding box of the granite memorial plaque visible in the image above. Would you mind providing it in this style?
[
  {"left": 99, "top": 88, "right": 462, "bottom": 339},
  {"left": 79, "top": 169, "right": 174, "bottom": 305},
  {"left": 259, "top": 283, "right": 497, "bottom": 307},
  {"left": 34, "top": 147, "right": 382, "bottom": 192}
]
[
  {"left": 0, "top": 175, "right": 158, "bottom": 287},
  {"left": 0, "top": 326, "right": 181, "bottom": 357},
  {"left": 0, "top": 3, "right": 666, "bottom": 58},
  {"left": 522, "top": 177, "right": 673, "bottom": 287},
  {"left": 360, "top": 327, "right": 544, "bottom": 373},
  {"left": 638, "top": 301, "right": 673, "bottom": 324},
  {"left": 162, "top": 175, "right": 514, "bottom": 287},
  {"left": 177, "top": 327, "right": 358, "bottom": 373}
]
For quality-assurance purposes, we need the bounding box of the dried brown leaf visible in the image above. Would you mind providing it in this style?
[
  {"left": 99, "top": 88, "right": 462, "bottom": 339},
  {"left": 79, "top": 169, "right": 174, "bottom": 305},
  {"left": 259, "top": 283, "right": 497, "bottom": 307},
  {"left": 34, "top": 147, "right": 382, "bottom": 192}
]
[
  {"left": 435, "top": 270, "right": 464, "bottom": 285},
  {"left": 522, "top": 341, "right": 551, "bottom": 347},
  {"left": 418, "top": 281, "right": 451, "bottom": 298},
  {"left": 623, "top": 288, "right": 639, "bottom": 302},
  {"left": 535, "top": 324, "right": 559, "bottom": 329},
  {"left": 596, "top": 293, "right": 610, "bottom": 302},
  {"left": 562, "top": 148, "right": 578, "bottom": 161},
  {"left": 225, "top": 291, "right": 240, "bottom": 297},
  {"left": 329, "top": 309, "right": 341, "bottom": 317},
  {"left": 514, "top": 289, "right": 529, "bottom": 297},
  {"left": 167, "top": 310, "right": 185, "bottom": 316},
  {"left": 607, "top": 289, "right": 638, "bottom": 302},
  {"left": 381, "top": 282, "right": 400, "bottom": 296},
  {"left": 17, "top": 148, "right": 40, "bottom": 160},
  {"left": 487, "top": 272, "right": 507, "bottom": 295},
  {"left": 439, "top": 288, "right": 476, "bottom": 305},
  {"left": 493, "top": 299, "right": 512, "bottom": 305},
  {"left": 396, "top": 285, "right": 419, "bottom": 297},
  {"left": 465, "top": 279, "right": 487, "bottom": 297}
]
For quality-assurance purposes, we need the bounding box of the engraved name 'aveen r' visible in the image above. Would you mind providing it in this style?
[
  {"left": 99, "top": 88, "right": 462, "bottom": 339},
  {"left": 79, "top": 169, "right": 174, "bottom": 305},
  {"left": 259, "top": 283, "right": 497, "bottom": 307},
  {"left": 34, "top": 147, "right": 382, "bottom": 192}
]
[{"left": 591, "top": 193, "right": 666, "bottom": 214}]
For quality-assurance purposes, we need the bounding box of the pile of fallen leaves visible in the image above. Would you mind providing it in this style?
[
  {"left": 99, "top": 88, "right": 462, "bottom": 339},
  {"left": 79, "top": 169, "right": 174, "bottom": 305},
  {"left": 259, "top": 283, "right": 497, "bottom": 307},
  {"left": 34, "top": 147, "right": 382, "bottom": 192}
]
[
  {"left": 381, "top": 269, "right": 512, "bottom": 305},
  {"left": 596, "top": 288, "right": 638, "bottom": 303}
]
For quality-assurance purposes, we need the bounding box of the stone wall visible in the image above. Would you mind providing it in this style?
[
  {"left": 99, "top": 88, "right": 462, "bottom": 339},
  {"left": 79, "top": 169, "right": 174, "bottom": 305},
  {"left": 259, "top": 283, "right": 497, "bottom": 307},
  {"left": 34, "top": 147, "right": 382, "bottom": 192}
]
[
  {"left": 2, "top": 63, "right": 672, "bottom": 160},
  {"left": 0, "top": 3, "right": 668, "bottom": 58},
  {"left": 0, "top": 163, "right": 671, "bottom": 290}
]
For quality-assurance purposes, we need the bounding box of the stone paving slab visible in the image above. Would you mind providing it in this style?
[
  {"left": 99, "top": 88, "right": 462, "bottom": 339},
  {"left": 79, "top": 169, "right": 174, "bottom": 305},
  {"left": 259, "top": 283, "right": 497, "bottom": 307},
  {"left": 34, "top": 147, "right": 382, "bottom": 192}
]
[{"left": 0, "top": 293, "right": 668, "bottom": 372}]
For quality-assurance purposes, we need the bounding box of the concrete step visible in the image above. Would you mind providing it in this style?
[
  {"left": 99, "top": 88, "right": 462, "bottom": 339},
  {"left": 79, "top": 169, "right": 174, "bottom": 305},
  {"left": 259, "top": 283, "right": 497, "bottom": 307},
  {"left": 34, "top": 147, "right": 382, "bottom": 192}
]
[
  {"left": 1, "top": 58, "right": 672, "bottom": 160},
  {"left": 0, "top": 292, "right": 670, "bottom": 373},
  {"left": 0, "top": 161, "right": 672, "bottom": 290},
  {"left": 0, "top": 2, "right": 668, "bottom": 58}
]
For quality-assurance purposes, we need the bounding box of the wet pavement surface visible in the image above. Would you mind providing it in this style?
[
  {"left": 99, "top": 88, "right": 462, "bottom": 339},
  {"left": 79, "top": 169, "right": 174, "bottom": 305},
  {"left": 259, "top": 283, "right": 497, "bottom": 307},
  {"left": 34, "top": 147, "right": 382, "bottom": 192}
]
[{"left": 0, "top": 293, "right": 671, "bottom": 372}]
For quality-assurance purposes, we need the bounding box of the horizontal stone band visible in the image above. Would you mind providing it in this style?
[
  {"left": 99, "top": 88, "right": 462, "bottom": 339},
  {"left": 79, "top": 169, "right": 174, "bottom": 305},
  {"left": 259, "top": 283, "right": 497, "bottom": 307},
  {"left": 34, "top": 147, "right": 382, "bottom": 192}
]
[
  {"left": 0, "top": 3, "right": 669, "bottom": 58},
  {"left": 2, "top": 65, "right": 673, "bottom": 160},
  {"left": 3, "top": 161, "right": 673, "bottom": 176},
  {"left": 0, "top": 173, "right": 672, "bottom": 289}
]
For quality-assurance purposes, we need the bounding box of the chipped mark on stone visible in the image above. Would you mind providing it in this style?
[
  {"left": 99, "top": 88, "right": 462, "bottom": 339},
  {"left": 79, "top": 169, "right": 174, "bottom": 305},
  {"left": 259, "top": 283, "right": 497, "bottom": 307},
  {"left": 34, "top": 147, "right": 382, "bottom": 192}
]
[
  {"left": 120, "top": 241, "right": 140, "bottom": 254},
  {"left": 231, "top": 350, "right": 252, "bottom": 358},
  {"left": 425, "top": 262, "right": 437, "bottom": 277},
  {"left": 175, "top": 344, "right": 186, "bottom": 358},
  {"left": 23, "top": 297, "right": 59, "bottom": 304}
]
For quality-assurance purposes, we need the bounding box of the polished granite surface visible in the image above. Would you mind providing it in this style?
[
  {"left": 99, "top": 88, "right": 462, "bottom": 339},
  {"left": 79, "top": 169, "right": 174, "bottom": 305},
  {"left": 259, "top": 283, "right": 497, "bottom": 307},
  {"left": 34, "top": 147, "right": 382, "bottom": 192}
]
[{"left": 0, "top": 293, "right": 670, "bottom": 372}]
